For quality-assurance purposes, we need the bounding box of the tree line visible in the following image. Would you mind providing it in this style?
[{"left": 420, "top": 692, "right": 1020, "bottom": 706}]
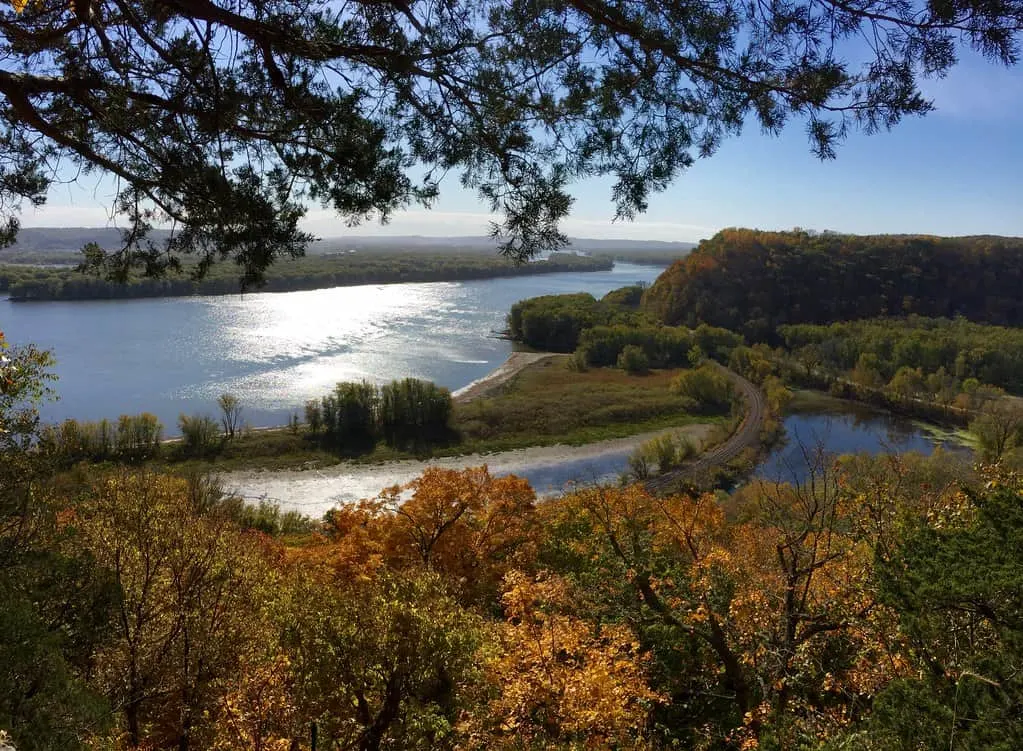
[
  {"left": 508, "top": 286, "right": 744, "bottom": 380},
  {"left": 777, "top": 316, "right": 1023, "bottom": 395},
  {"left": 1, "top": 252, "right": 613, "bottom": 301},
  {"left": 642, "top": 229, "right": 1023, "bottom": 341},
  {"left": 304, "top": 378, "right": 453, "bottom": 451}
]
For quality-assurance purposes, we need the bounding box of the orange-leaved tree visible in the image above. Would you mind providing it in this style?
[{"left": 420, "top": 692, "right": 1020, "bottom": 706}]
[
  {"left": 324, "top": 466, "right": 539, "bottom": 604},
  {"left": 541, "top": 475, "right": 910, "bottom": 749},
  {"left": 461, "top": 570, "right": 661, "bottom": 750}
]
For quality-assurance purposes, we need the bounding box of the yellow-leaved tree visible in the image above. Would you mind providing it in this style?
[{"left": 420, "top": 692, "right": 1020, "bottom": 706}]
[{"left": 461, "top": 571, "right": 661, "bottom": 750}]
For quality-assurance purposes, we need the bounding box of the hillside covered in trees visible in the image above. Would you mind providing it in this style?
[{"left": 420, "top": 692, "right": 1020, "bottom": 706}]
[{"left": 642, "top": 229, "right": 1023, "bottom": 341}]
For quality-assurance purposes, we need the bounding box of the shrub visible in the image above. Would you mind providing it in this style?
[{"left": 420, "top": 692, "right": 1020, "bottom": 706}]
[
  {"left": 379, "top": 378, "right": 452, "bottom": 446},
  {"left": 628, "top": 432, "right": 696, "bottom": 479},
  {"left": 178, "top": 413, "right": 222, "bottom": 458},
  {"left": 578, "top": 325, "right": 693, "bottom": 368},
  {"left": 617, "top": 345, "right": 649, "bottom": 374},
  {"left": 670, "top": 364, "right": 735, "bottom": 413}
]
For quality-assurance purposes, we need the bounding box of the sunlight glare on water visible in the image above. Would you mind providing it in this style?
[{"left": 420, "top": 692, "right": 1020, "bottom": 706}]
[{"left": 0, "top": 263, "right": 665, "bottom": 428}]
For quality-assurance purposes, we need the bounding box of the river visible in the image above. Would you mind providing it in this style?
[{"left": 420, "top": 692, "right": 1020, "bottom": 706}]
[
  {"left": 0, "top": 262, "right": 664, "bottom": 428},
  {"left": 2, "top": 265, "right": 974, "bottom": 516},
  {"left": 220, "top": 402, "right": 970, "bottom": 518}
]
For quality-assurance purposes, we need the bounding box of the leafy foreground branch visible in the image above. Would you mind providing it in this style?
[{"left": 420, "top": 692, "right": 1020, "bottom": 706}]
[{"left": 1, "top": 0, "right": 1022, "bottom": 281}]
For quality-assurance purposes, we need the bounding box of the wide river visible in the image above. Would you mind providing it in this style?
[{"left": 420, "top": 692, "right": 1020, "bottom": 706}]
[{"left": 1, "top": 262, "right": 665, "bottom": 428}]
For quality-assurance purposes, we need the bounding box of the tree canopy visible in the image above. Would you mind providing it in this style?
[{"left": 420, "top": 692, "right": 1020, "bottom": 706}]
[
  {"left": 2, "top": 0, "right": 1022, "bottom": 282},
  {"left": 643, "top": 229, "right": 1023, "bottom": 340}
]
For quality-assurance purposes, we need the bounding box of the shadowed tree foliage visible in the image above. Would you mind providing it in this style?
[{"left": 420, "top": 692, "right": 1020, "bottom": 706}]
[
  {"left": 0, "top": 333, "right": 114, "bottom": 751},
  {"left": 644, "top": 230, "right": 1023, "bottom": 341},
  {"left": 2, "top": 1, "right": 1022, "bottom": 283},
  {"left": 847, "top": 482, "right": 1023, "bottom": 750}
]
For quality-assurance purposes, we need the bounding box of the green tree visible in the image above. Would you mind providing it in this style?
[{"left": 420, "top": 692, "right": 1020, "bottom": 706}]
[
  {"left": 2, "top": 2, "right": 1020, "bottom": 281},
  {"left": 852, "top": 352, "right": 885, "bottom": 390},
  {"left": 886, "top": 365, "right": 925, "bottom": 404},
  {"left": 289, "top": 567, "right": 483, "bottom": 751},
  {"left": 379, "top": 378, "right": 452, "bottom": 447},
  {"left": 321, "top": 381, "right": 379, "bottom": 450},
  {"left": 970, "top": 402, "right": 1023, "bottom": 462},
  {"left": 858, "top": 482, "right": 1023, "bottom": 750}
]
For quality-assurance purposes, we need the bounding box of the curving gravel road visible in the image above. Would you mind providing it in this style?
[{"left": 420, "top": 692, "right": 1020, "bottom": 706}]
[{"left": 644, "top": 362, "right": 766, "bottom": 494}]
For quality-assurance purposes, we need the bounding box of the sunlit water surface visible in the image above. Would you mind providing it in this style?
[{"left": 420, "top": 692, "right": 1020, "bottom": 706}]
[{"left": 1, "top": 263, "right": 663, "bottom": 428}]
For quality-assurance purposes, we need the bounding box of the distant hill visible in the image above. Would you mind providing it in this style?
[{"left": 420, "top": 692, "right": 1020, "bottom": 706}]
[
  {"left": 1, "top": 228, "right": 697, "bottom": 257},
  {"left": 642, "top": 228, "right": 1023, "bottom": 342}
]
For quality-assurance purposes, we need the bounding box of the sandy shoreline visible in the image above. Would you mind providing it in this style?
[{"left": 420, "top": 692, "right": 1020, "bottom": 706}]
[
  {"left": 451, "top": 351, "right": 559, "bottom": 402},
  {"left": 218, "top": 422, "right": 715, "bottom": 515}
]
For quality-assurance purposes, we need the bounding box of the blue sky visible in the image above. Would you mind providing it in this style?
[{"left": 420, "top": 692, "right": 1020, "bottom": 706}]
[{"left": 23, "top": 52, "right": 1023, "bottom": 243}]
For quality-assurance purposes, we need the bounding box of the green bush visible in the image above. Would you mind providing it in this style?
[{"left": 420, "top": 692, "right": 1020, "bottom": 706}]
[
  {"left": 628, "top": 432, "right": 696, "bottom": 479},
  {"left": 670, "top": 364, "right": 735, "bottom": 413},
  {"left": 379, "top": 378, "right": 452, "bottom": 446},
  {"left": 178, "top": 414, "right": 222, "bottom": 458},
  {"left": 617, "top": 344, "right": 650, "bottom": 374}
]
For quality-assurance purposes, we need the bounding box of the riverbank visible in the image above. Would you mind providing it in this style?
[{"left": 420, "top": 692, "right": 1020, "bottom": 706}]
[
  {"left": 451, "top": 351, "right": 556, "bottom": 402},
  {"left": 218, "top": 422, "right": 718, "bottom": 516},
  {"left": 161, "top": 355, "right": 722, "bottom": 473},
  {"left": 1, "top": 251, "right": 614, "bottom": 301}
]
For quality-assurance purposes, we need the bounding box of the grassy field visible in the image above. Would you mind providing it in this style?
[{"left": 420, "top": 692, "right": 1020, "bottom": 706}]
[
  {"left": 157, "top": 357, "right": 723, "bottom": 473},
  {"left": 451, "top": 356, "right": 717, "bottom": 451}
]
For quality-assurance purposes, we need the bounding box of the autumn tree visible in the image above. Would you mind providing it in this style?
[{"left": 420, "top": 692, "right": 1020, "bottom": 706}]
[
  {"left": 74, "top": 471, "right": 281, "bottom": 750},
  {"left": 328, "top": 466, "right": 539, "bottom": 604},
  {"left": 462, "top": 571, "right": 661, "bottom": 750},
  {"left": 0, "top": 332, "right": 114, "bottom": 750},
  {"left": 540, "top": 476, "right": 906, "bottom": 748},
  {"left": 970, "top": 401, "right": 1023, "bottom": 462},
  {"left": 3, "top": 2, "right": 1022, "bottom": 282},
  {"left": 287, "top": 565, "right": 483, "bottom": 751}
]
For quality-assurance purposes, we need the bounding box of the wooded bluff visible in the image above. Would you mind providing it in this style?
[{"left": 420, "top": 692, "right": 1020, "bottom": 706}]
[{"left": 642, "top": 229, "right": 1023, "bottom": 340}]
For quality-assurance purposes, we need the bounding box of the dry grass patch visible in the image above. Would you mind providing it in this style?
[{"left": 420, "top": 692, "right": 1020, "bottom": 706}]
[{"left": 453, "top": 356, "right": 719, "bottom": 449}]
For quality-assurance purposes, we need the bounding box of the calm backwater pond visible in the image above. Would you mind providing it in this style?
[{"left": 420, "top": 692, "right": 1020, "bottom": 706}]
[{"left": 756, "top": 401, "right": 970, "bottom": 485}]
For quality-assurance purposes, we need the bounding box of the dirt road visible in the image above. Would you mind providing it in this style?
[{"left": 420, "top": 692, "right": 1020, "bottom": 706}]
[{"left": 645, "top": 362, "right": 766, "bottom": 494}]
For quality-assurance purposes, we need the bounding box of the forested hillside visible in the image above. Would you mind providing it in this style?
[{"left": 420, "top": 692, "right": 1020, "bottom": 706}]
[{"left": 642, "top": 229, "right": 1023, "bottom": 340}]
